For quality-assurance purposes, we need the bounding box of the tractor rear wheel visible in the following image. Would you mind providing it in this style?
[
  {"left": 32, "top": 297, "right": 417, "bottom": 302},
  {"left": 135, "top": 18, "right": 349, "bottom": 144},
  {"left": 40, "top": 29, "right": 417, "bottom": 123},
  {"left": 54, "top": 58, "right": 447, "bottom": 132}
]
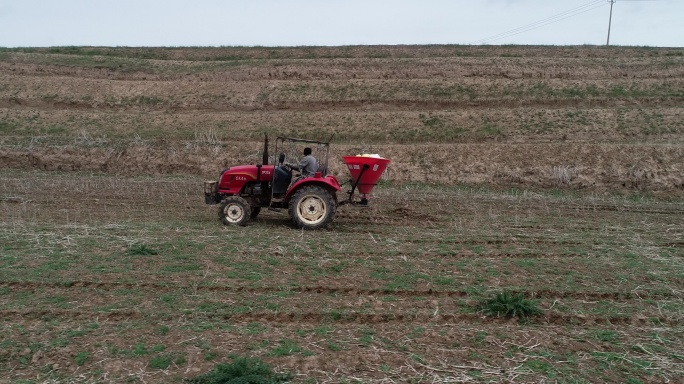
[
  {"left": 289, "top": 185, "right": 336, "bottom": 229},
  {"left": 250, "top": 207, "right": 261, "bottom": 219},
  {"left": 218, "top": 196, "right": 250, "bottom": 226}
]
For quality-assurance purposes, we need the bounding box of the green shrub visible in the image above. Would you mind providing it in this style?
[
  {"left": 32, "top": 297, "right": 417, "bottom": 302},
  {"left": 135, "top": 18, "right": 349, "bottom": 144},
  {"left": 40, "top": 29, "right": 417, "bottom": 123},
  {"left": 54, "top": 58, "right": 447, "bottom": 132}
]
[
  {"left": 149, "top": 355, "right": 171, "bottom": 370},
  {"left": 74, "top": 351, "right": 88, "bottom": 366},
  {"left": 480, "top": 291, "right": 542, "bottom": 320},
  {"left": 150, "top": 353, "right": 185, "bottom": 370},
  {"left": 187, "top": 355, "right": 291, "bottom": 384},
  {"left": 127, "top": 244, "right": 158, "bottom": 256}
]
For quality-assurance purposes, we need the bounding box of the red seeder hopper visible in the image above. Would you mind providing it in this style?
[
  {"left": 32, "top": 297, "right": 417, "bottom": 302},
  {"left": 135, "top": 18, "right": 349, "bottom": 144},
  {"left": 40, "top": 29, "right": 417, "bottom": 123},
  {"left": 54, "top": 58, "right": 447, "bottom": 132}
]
[{"left": 342, "top": 155, "right": 390, "bottom": 205}]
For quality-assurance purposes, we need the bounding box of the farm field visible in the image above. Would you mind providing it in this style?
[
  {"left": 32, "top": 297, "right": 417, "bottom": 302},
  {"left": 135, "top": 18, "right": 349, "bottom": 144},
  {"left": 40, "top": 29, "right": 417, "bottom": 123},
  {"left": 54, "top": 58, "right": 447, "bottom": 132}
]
[
  {"left": 1, "top": 45, "right": 683, "bottom": 382},
  {"left": 1, "top": 45, "right": 683, "bottom": 190},
  {"left": 1, "top": 170, "right": 683, "bottom": 382}
]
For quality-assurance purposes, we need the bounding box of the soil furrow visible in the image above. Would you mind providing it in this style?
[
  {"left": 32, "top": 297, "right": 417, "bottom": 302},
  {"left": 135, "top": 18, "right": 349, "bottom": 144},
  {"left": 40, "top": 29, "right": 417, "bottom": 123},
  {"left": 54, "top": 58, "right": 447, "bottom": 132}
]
[
  {"left": 3, "top": 96, "right": 684, "bottom": 113},
  {"left": 1, "top": 281, "right": 680, "bottom": 300},
  {"left": 0, "top": 309, "right": 679, "bottom": 327}
]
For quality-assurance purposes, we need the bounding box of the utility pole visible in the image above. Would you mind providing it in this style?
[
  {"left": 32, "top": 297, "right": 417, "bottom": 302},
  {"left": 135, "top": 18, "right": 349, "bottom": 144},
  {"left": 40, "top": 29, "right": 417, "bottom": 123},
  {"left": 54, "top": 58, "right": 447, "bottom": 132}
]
[{"left": 606, "top": 0, "right": 616, "bottom": 46}]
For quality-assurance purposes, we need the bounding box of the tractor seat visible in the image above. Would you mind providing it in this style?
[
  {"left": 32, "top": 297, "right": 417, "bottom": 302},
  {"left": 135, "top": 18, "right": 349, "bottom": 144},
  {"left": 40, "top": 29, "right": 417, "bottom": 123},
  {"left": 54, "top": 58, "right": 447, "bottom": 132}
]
[{"left": 317, "top": 165, "right": 327, "bottom": 176}]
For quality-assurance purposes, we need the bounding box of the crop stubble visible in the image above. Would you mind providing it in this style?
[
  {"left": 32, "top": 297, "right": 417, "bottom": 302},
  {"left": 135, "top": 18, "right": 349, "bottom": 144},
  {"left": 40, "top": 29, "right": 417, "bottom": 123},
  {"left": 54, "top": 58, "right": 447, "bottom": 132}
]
[
  {"left": 0, "top": 45, "right": 683, "bottom": 382},
  {"left": 1, "top": 170, "right": 683, "bottom": 382},
  {"left": 1, "top": 45, "right": 683, "bottom": 191}
]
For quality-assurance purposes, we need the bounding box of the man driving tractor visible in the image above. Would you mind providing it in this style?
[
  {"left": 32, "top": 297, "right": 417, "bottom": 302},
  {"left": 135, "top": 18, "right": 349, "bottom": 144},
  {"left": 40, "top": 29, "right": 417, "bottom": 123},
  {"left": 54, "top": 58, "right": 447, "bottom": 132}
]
[{"left": 286, "top": 147, "right": 318, "bottom": 178}]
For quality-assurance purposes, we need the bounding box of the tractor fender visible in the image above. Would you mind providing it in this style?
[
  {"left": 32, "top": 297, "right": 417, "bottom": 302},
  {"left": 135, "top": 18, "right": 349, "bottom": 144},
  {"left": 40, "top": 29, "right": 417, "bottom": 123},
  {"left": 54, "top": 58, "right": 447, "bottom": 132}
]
[{"left": 285, "top": 176, "right": 341, "bottom": 202}]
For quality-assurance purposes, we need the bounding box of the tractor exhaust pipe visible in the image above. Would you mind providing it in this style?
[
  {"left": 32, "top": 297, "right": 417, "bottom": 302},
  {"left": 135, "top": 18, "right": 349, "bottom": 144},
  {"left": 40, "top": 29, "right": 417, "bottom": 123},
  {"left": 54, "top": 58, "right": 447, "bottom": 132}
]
[{"left": 262, "top": 134, "right": 269, "bottom": 165}]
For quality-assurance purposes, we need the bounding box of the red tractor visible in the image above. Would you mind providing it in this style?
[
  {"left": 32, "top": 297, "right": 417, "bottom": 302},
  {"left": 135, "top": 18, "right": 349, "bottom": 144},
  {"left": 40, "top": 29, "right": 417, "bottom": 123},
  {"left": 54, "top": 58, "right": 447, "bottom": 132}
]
[{"left": 204, "top": 136, "right": 389, "bottom": 229}]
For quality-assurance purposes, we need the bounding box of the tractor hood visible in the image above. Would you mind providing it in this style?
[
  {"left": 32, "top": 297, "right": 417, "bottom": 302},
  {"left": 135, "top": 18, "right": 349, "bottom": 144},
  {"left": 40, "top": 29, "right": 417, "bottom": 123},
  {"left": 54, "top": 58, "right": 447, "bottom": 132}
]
[{"left": 218, "top": 164, "right": 276, "bottom": 193}]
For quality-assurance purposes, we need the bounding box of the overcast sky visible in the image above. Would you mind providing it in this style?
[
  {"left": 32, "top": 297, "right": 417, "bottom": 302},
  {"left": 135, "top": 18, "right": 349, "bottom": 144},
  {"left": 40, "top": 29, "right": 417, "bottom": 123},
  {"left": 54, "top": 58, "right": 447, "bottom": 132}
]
[{"left": 0, "top": 0, "right": 682, "bottom": 47}]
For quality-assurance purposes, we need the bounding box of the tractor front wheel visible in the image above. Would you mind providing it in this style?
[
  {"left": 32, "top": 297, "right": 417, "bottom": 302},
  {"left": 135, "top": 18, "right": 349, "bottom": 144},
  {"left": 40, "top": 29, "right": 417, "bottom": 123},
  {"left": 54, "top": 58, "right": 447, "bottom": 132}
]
[
  {"left": 218, "top": 196, "right": 250, "bottom": 226},
  {"left": 289, "top": 186, "right": 336, "bottom": 229}
]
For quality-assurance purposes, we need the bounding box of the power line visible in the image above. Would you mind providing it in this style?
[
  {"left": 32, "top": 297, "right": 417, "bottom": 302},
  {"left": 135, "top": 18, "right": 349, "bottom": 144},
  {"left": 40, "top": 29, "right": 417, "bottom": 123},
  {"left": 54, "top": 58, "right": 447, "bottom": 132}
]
[{"left": 473, "top": 1, "right": 609, "bottom": 45}]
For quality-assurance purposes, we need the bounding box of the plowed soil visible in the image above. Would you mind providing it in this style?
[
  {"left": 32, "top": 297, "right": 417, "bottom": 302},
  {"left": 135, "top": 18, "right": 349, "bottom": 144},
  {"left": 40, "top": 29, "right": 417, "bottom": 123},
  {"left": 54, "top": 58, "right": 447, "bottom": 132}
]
[
  {"left": 1, "top": 45, "right": 683, "bottom": 192},
  {"left": 1, "top": 46, "right": 683, "bottom": 383}
]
